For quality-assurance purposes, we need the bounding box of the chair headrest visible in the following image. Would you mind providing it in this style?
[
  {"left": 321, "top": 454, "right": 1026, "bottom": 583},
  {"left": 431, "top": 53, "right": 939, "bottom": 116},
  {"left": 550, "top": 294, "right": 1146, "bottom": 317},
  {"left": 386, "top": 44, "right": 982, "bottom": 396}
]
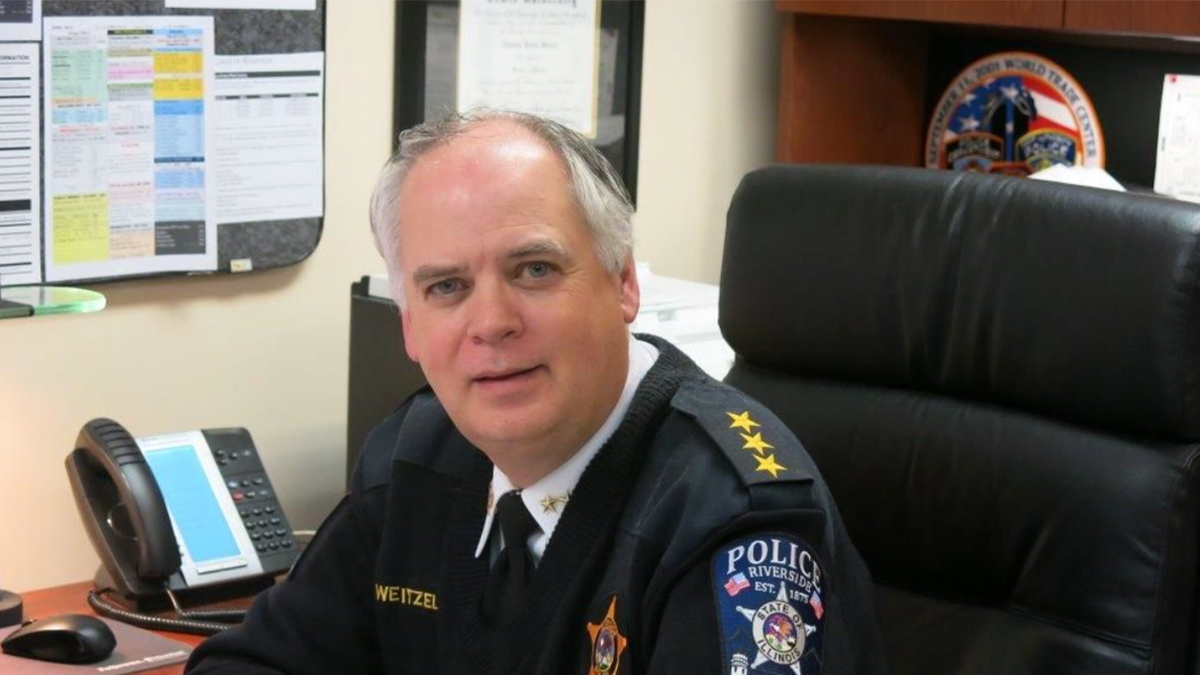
[{"left": 721, "top": 165, "right": 1200, "bottom": 440}]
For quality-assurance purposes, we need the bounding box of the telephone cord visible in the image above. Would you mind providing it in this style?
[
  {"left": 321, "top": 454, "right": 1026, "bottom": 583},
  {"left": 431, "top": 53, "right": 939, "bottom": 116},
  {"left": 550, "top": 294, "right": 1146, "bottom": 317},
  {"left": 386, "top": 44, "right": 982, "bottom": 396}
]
[{"left": 87, "top": 588, "right": 244, "bottom": 636}]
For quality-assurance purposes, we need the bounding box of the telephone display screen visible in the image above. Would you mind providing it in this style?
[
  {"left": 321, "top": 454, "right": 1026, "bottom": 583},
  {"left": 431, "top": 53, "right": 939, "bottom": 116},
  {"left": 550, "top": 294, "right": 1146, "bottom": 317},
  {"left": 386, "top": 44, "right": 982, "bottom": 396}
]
[{"left": 144, "top": 444, "right": 240, "bottom": 564}]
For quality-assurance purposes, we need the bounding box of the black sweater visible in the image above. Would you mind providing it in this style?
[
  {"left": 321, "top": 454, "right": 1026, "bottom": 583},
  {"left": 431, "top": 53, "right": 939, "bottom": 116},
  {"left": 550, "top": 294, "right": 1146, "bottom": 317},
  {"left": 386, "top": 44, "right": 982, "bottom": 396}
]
[{"left": 186, "top": 338, "right": 886, "bottom": 675}]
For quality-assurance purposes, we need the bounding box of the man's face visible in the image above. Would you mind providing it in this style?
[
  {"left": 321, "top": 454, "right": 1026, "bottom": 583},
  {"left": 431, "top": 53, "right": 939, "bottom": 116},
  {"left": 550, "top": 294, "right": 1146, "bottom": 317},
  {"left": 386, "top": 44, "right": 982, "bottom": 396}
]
[{"left": 397, "top": 121, "right": 639, "bottom": 475}]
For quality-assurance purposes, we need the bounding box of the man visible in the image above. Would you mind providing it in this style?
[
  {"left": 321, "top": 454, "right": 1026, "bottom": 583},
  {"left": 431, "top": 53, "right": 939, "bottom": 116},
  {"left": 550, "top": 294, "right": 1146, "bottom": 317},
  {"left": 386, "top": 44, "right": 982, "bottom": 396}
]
[{"left": 186, "top": 110, "right": 886, "bottom": 674}]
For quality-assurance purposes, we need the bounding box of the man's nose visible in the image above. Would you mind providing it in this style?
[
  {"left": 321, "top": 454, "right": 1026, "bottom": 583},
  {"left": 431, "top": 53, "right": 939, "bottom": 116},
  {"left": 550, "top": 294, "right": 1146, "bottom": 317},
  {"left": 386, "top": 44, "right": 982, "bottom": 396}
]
[{"left": 467, "top": 280, "right": 522, "bottom": 345}]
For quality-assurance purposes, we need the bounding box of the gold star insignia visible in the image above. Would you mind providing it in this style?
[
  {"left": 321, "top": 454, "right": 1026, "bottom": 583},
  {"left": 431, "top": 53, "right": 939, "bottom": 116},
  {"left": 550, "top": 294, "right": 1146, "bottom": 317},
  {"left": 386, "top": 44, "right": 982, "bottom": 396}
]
[
  {"left": 586, "top": 596, "right": 628, "bottom": 675},
  {"left": 740, "top": 432, "right": 775, "bottom": 455},
  {"left": 540, "top": 493, "right": 570, "bottom": 514},
  {"left": 754, "top": 453, "right": 787, "bottom": 478},
  {"left": 726, "top": 410, "right": 760, "bottom": 433}
]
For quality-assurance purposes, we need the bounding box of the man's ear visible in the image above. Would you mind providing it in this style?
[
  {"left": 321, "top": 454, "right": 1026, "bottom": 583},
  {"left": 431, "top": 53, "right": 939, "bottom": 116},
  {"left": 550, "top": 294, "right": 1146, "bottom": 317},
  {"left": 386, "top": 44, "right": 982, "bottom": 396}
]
[
  {"left": 401, "top": 310, "right": 420, "bottom": 363},
  {"left": 618, "top": 258, "right": 640, "bottom": 324}
]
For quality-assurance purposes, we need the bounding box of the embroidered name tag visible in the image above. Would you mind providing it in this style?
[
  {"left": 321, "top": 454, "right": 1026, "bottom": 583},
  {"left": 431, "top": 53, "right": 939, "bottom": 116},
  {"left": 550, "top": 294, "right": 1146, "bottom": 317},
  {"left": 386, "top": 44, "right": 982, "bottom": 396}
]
[
  {"left": 711, "top": 534, "right": 826, "bottom": 674},
  {"left": 374, "top": 584, "right": 439, "bottom": 611}
]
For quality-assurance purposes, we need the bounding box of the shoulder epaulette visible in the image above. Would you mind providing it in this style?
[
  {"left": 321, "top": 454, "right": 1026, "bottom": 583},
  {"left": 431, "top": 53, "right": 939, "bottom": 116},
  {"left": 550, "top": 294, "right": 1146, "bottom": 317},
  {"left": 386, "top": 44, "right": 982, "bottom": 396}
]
[
  {"left": 356, "top": 387, "right": 441, "bottom": 492},
  {"left": 671, "top": 379, "right": 813, "bottom": 486}
]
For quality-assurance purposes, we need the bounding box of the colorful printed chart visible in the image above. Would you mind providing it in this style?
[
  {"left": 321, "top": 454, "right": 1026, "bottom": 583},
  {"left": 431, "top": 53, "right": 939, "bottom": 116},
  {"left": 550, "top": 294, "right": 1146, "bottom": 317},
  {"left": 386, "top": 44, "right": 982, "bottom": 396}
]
[{"left": 43, "top": 16, "right": 216, "bottom": 282}]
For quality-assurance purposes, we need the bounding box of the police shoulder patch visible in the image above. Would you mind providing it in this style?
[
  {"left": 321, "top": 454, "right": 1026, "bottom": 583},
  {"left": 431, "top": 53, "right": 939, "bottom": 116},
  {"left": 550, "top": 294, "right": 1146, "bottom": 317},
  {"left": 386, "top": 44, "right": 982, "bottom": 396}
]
[
  {"left": 712, "top": 534, "right": 827, "bottom": 675},
  {"left": 671, "top": 380, "right": 812, "bottom": 485}
]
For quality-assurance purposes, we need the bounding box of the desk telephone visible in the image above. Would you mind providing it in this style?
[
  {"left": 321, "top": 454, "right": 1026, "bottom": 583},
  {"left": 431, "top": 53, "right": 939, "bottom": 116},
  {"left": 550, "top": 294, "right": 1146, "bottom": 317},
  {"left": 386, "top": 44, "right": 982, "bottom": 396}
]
[{"left": 65, "top": 418, "right": 301, "bottom": 634}]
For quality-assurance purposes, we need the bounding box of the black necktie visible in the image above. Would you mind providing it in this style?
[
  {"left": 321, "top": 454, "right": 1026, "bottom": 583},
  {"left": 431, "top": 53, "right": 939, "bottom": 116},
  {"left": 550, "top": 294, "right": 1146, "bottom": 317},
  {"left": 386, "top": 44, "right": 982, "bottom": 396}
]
[{"left": 481, "top": 490, "right": 540, "bottom": 625}]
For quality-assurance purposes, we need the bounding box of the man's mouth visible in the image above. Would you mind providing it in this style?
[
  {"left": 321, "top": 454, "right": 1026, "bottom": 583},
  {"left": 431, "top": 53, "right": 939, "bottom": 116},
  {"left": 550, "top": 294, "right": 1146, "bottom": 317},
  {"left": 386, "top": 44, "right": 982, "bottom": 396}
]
[{"left": 473, "top": 366, "right": 542, "bottom": 384}]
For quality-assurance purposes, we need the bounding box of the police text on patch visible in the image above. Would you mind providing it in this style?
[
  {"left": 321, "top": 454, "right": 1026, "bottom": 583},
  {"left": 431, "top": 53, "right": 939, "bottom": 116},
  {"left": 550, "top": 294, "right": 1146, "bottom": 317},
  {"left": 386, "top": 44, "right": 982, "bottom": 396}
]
[{"left": 725, "top": 537, "right": 822, "bottom": 593}]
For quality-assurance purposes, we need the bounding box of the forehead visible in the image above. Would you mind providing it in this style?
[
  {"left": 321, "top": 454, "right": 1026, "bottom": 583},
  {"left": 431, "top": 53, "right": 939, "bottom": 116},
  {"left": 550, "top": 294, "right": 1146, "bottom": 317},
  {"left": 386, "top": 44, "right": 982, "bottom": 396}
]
[
  {"left": 396, "top": 121, "right": 586, "bottom": 253},
  {"left": 402, "top": 120, "right": 567, "bottom": 208}
]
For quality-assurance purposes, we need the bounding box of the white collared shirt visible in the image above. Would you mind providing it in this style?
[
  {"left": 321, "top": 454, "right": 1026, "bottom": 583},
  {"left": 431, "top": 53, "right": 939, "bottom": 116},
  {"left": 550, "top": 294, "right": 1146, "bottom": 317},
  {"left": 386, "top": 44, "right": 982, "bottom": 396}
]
[{"left": 474, "top": 335, "right": 660, "bottom": 563}]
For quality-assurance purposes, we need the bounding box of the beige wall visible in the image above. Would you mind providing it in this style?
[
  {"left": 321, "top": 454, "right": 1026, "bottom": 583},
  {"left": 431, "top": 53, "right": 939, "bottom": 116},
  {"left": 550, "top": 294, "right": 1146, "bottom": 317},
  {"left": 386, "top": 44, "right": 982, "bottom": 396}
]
[
  {"left": 636, "top": 0, "right": 780, "bottom": 284},
  {"left": 0, "top": 0, "right": 779, "bottom": 592}
]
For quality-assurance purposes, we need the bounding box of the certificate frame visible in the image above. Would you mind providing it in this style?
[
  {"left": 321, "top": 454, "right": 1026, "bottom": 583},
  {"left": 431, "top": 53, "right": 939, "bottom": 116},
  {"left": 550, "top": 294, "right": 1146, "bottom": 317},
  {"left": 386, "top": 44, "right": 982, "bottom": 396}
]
[{"left": 392, "top": 0, "right": 645, "bottom": 203}]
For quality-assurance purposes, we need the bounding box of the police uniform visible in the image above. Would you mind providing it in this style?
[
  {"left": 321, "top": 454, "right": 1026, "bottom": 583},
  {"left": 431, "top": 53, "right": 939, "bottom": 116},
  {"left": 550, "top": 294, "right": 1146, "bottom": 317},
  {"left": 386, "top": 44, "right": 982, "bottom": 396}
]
[{"left": 185, "top": 336, "right": 886, "bottom": 675}]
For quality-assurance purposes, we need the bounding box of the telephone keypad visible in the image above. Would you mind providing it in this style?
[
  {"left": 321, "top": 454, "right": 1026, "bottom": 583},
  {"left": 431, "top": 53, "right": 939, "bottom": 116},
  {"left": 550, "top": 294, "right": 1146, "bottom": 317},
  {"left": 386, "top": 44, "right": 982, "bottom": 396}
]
[{"left": 203, "top": 428, "right": 300, "bottom": 574}]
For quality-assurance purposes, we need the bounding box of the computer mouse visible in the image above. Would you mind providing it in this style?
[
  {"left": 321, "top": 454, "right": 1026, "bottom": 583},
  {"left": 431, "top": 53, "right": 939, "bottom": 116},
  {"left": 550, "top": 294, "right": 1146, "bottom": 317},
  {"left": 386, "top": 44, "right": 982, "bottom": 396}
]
[{"left": 1, "top": 613, "right": 116, "bottom": 664}]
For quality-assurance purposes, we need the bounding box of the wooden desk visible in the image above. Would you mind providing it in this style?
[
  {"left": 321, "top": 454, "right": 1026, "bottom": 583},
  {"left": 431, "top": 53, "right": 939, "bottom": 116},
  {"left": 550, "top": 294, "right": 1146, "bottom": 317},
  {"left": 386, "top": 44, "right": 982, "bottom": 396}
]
[{"left": 19, "top": 582, "right": 210, "bottom": 675}]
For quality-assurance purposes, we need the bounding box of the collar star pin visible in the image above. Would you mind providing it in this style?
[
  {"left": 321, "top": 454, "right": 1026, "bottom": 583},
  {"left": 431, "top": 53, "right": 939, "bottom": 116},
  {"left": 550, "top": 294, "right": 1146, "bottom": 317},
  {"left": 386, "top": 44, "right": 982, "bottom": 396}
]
[{"left": 540, "top": 492, "right": 570, "bottom": 514}]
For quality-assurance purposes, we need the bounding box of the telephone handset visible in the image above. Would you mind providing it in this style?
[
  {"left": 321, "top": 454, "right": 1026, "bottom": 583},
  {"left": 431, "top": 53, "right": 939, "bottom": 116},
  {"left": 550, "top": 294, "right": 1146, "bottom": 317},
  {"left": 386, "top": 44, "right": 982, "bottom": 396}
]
[{"left": 65, "top": 418, "right": 301, "bottom": 634}]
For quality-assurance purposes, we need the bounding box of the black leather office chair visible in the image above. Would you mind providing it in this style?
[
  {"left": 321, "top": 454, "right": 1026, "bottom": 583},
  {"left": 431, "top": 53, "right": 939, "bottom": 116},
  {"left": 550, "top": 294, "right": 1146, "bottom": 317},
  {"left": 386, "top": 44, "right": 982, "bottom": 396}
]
[{"left": 720, "top": 165, "right": 1200, "bottom": 675}]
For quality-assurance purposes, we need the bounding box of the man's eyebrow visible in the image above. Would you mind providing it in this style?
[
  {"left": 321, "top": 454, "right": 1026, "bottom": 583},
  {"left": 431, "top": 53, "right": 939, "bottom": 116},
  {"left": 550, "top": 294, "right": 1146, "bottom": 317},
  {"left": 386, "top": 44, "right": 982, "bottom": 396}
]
[
  {"left": 507, "top": 239, "right": 568, "bottom": 260},
  {"left": 411, "top": 264, "right": 466, "bottom": 286}
]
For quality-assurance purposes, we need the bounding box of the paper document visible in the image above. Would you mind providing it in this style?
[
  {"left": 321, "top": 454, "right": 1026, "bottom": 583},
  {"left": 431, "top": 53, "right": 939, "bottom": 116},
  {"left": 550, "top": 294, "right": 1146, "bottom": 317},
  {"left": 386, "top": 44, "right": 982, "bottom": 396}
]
[
  {"left": 0, "top": 43, "right": 40, "bottom": 287},
  {"left": 43, "top": 16, "right": 217, "bottom": 282},
  {"left": 0, "top": 0, "right": 41, "bottom": 42},
  {"left": 457, "top": 0, "right": 601, "bottom": 136},
  {"left": 212, "top": 52, "right": 324, "bottom": 225},
  {"left": 632, "top": 267, "right": 733, "bottom": 380},
  {"left": 1029, "top": 165, "right": 1125, "bottom": 192},
  {"left": 1155, "top": 74, "right": 1200, "bottom": 204}
]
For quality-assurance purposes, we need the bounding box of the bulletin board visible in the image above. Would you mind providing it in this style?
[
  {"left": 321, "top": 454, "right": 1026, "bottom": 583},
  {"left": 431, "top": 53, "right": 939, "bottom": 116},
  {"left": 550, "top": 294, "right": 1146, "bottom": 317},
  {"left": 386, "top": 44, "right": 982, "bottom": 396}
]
[
  {"left": 32, "top": 0, "right": 326, "bottom": 285},
  {"left": 392, "top": 0, "right": 644, "bottom": 202}
]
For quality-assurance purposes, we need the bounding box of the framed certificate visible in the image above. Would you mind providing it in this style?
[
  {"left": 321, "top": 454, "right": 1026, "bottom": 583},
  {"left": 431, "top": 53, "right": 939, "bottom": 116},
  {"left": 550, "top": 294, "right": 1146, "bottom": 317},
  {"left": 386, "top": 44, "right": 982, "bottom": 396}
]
[{"left": 392, "top": 0, "right": 644, "bottom": 202}]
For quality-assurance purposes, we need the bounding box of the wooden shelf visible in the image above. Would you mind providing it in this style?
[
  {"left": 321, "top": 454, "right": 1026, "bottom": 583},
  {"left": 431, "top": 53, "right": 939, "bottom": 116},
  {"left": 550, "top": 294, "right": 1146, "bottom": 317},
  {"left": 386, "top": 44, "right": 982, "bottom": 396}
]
[
  {"left": 777, "top": 15, "right": 929, "bottom": 165},
  {"left": 1064, "top": 1, "right": 1200, "bottom": 38},
  {"left": 775, "top": 0, "right": 1200, "bottom": 167},
  {"left": 776, "top": 1, "right": 1063, "bottom": 29}
]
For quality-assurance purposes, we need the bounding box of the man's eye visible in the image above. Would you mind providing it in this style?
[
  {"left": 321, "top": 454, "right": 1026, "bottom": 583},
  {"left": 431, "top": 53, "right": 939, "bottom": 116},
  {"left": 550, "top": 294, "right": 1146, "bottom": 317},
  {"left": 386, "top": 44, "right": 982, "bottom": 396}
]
[
  {"left": 428, "top": 279, "right": 462, "bottom": 296},
  {"left": 523, "top": 262, "right": 554, "bottom": 279}
]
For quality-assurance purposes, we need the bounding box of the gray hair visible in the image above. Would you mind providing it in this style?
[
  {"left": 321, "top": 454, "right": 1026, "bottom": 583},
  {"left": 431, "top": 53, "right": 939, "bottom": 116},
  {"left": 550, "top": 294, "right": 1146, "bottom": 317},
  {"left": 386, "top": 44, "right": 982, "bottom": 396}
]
[{"left": 368, "top": 108, "right": 634, "bottom": 309}]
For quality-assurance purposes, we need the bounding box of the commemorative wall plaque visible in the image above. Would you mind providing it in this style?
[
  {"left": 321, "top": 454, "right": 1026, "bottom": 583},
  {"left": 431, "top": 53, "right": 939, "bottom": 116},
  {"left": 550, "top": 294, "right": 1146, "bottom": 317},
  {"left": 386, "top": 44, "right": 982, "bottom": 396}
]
[{"left": 926, "top": 51, "right": 1105, "bottom": 176}]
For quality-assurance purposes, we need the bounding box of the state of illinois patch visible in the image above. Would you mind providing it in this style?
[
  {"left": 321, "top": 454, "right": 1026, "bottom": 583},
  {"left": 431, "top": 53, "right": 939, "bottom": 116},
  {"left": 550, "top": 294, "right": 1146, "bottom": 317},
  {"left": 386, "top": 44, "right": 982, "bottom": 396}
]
[{"left": 712, "top": 534, "right": 826, "bottom": 675}]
